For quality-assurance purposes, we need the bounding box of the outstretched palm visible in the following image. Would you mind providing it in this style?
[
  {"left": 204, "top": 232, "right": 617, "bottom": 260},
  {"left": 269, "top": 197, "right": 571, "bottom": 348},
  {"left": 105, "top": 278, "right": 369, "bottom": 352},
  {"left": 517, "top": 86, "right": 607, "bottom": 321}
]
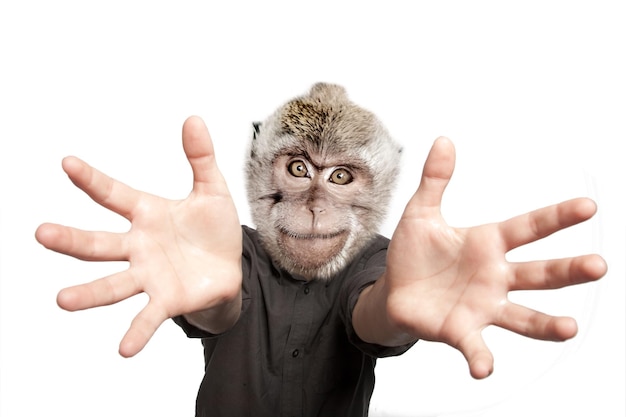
[
  {"left": 35, "top": 116, "right": 242, "bottom": 357},
  {"left": 384, "top": 137, "right": 607, "bottom": 379}
]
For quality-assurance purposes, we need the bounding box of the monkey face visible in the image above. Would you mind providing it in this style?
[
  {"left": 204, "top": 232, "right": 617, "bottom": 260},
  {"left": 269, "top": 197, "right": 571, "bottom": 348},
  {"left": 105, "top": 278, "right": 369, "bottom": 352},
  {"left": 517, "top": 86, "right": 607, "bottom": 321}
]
[
  {"left": 246, "top": 83, "right": 402, "bottom": 280},
  {"left": 267, "top": 151, "right": 373, "bottom": 274}
]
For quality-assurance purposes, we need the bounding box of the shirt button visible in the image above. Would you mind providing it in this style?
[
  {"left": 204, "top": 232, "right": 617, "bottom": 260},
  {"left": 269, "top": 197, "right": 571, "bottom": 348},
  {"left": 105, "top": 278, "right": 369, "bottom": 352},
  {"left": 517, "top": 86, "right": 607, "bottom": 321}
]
[
  {"left": 292, "top": 349, "right": 300, "bottom": 358},
  {"left": 303, "top": 286, "right": 310, "bottom": 295}
]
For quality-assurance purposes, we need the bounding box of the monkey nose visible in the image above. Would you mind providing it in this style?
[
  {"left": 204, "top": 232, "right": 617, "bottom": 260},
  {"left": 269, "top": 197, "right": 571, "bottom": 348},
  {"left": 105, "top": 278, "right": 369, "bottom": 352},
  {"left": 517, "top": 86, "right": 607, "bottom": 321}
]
[
  {"left": 309, "top": 208, "right": 327, "bottom": 231},
  {"left": 309, "top": 206, "right": 326, "bottom": 215}
]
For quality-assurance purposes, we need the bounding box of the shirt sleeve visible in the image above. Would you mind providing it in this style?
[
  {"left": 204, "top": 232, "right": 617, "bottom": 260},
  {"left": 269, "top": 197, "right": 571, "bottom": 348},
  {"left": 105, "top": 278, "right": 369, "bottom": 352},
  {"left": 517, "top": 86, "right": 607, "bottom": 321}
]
[
  {"left": 171, "top": 314, "right": 215, "bottom": 339},
  {"left": 339, "top": 239, "right": 417, "bottom": 358}
]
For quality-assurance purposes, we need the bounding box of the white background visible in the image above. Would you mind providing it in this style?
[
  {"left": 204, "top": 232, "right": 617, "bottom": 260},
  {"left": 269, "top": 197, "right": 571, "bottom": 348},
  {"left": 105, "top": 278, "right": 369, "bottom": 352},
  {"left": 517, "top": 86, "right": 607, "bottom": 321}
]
[{"left": 1, "top": 1, "right": 624, "bottom": 416}]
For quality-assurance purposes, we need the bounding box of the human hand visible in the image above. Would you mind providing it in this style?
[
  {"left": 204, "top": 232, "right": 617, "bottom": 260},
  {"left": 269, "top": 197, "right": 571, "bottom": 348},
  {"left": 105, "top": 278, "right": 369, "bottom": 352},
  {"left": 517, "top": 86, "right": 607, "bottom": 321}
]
[
  {"left": 35, "top": 116, "right": 242, "bottom": 357},
  {"left": 383, "top": 137, "right": 607, "bottom": 379}
]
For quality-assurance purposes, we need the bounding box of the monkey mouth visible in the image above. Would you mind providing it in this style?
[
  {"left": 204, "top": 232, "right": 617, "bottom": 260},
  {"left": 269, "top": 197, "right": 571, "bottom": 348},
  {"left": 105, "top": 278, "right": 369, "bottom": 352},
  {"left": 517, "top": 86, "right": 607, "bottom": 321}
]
[
  {"left": 278, "top": 227, "right": 346, "bottom": 240},
  {"left": 277, "top": 227, "right": 349, "bottom": 269}
]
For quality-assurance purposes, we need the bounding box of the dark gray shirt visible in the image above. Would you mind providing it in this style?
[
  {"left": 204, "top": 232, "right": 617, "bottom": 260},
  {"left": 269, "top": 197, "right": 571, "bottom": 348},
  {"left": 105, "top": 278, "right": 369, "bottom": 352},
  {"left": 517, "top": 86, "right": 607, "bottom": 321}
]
[{"left": 174, "top": 226, "right": 414, "bottom": 417}]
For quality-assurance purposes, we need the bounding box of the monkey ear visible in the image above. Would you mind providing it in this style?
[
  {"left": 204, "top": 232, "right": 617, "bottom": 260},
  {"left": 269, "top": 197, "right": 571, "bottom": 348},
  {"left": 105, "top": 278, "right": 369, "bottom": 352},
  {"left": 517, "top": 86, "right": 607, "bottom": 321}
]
[
  {"left": 309, "top": 83, "right": 348, "bottom": 102},
  {"left": 252, "top": 121, "right": 262, "bottom": 140}
]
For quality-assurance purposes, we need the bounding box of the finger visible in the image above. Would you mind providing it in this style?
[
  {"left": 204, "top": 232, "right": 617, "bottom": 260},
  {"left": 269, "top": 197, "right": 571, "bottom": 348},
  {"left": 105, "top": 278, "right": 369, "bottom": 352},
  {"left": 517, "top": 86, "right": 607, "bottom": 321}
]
[
  {"left": 403, "top": 137, "right": 456, "bottom": 218},
  {"left": 35, "top": 223, "right": 128, "bottom": 261},
  {"left": 61, "top": 156, "right": 141, "bottom": 219},
  {"left": 57, "top": 269, "right": 140, "bottom": 311},
  {"left": 510, "top": 254, "right": 607, "bottom": 291},
  {"left": 118, "top": 300, "right": 169, "bottom": 357},
  {"left": 499, "top": 197, "right": 597, "bottom": 250},
  {"left": 495, "top": 302, "right": 578, "bottom": 341},
  {"left": 181, "top": 116, "right": 230, "bottom": 196},
  {"left": 456, "top": 331, "right": 494, "bottom": 379}
]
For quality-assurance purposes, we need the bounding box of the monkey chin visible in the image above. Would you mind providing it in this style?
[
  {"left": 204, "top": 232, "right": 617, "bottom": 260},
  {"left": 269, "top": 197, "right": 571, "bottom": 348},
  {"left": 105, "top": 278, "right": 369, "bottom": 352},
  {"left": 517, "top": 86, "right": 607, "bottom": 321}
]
[{"left": 277, "top": 229, "right": 349, "bottom": 280}]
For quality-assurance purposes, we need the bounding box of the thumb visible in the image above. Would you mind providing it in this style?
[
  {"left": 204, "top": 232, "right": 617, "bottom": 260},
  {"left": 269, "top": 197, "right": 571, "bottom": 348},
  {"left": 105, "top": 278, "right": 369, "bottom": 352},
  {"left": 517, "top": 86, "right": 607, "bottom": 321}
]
[
  {"left": 181, "top": 116, "right": 229, "bottom": 195},
  {"left": 404, "top": 137, "right": 456, "bottom": 217}
]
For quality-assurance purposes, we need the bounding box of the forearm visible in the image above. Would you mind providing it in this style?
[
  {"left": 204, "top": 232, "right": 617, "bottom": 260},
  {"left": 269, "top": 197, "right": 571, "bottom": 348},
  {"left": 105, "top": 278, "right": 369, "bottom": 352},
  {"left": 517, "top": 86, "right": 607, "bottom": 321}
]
[
  {"left": 184, "top": 289, "right": 242, "bottom": 334},
  {"left": 352, "top": 274, "right": 417, "bottom": 347}
]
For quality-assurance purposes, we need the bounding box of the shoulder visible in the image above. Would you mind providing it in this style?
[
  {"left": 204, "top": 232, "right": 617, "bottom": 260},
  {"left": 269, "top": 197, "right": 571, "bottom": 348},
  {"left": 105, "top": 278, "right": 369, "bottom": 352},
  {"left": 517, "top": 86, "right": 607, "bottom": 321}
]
[
  {"left": 240, "top": 225, "right": 281, "bottom": 283},
  {"left": 350, "top": 234, "right": 390, "bottom": 272},
  {"left": 242, "top": 225, "right": 258, "bottom": 243},
  {"left": 336, "top": 234, "right": 389, "bottom": 297},
  {"left": 241, "top": 225, "right": 265, "bottom": 257}
]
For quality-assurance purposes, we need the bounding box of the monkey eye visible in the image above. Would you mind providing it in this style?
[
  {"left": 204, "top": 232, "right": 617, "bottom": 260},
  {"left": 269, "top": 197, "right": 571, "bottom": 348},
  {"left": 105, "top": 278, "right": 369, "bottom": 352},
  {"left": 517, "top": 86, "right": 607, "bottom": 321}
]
[
  {"left": 288, "top": 160, "right": 309, "bottom": 178},
  {"left": 329, "top": 168, "right": 353, "bottom": 185}
]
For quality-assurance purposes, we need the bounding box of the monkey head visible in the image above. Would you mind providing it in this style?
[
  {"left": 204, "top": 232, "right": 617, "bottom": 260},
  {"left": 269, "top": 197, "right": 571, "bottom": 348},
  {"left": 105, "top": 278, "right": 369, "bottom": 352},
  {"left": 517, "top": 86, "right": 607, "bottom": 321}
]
[{"left": 246, "top": 83, "right": 402, "bottom": 280}]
